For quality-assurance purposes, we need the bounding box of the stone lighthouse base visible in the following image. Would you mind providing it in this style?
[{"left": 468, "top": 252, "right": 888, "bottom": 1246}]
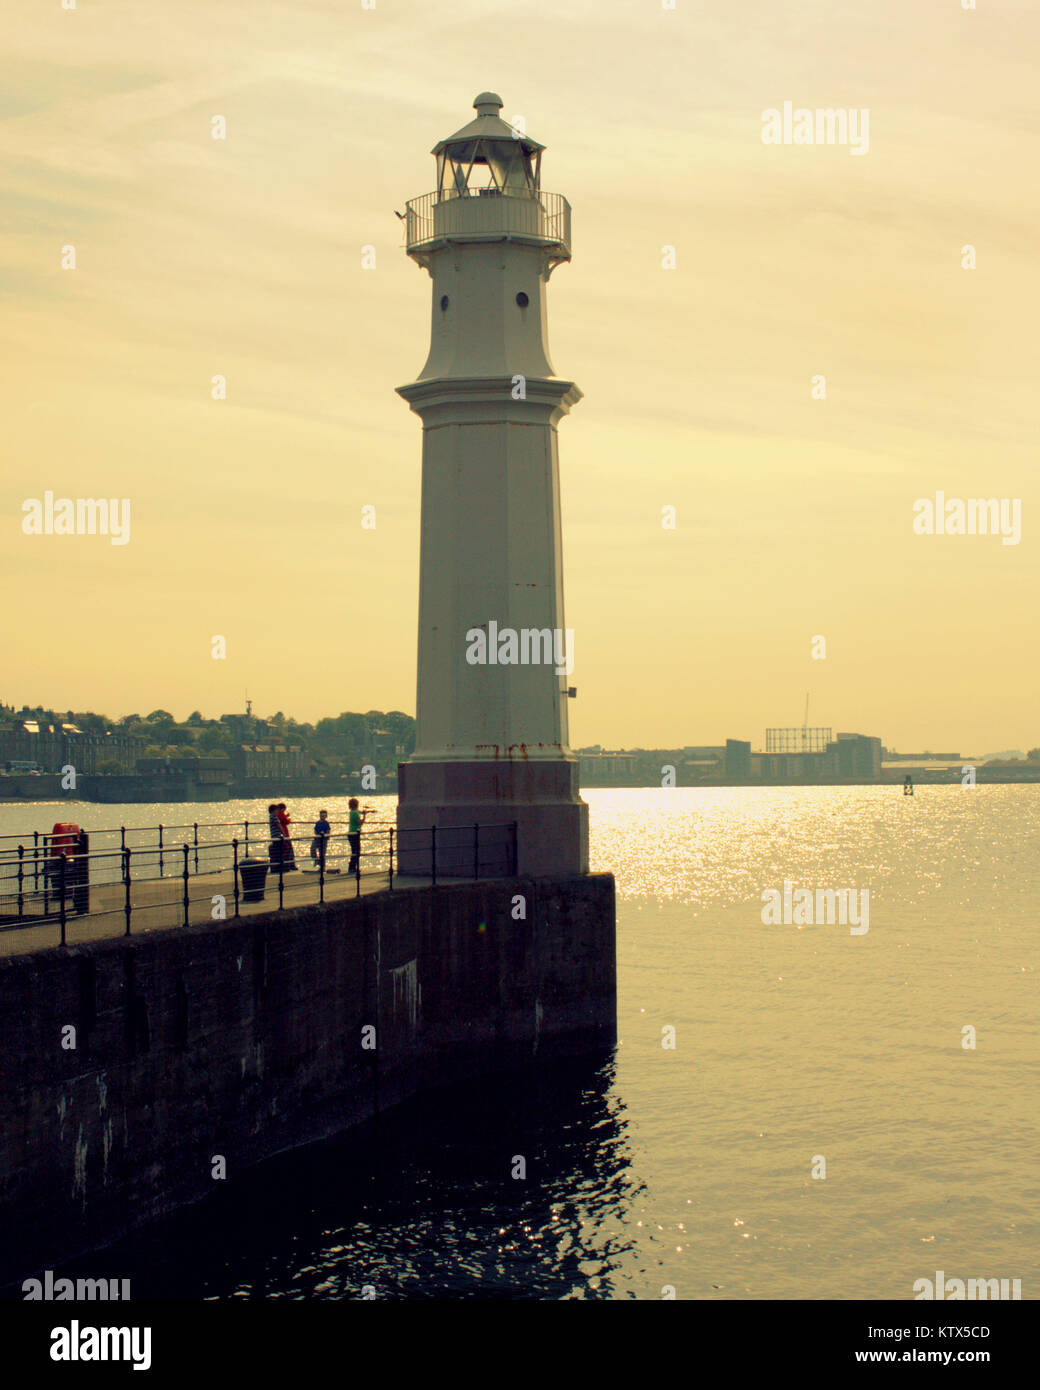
[{"left": 396, "top": 758, "right": 589, "bottom": 879}]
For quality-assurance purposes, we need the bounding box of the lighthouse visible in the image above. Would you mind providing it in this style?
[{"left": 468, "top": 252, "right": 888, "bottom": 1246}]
[{"left": 396, "top": 92, "right": 589, "bottom": 878}]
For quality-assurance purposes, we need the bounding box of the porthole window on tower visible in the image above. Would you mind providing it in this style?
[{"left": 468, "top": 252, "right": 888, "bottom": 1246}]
[
  {"left": 516, "top": 292, "right": 529, "bottom": 308},
  {"left": 440, "top": 295, "right": 450, "bottom": 310}
]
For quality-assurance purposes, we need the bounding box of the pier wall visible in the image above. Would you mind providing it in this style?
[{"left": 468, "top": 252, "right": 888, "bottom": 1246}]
[{"left": 0, "top": 875, "right": 616, "bottom": 1288}]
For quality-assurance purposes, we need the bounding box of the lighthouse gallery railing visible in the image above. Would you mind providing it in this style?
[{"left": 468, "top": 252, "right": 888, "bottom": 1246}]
[{"left": 404, "top": 189, "right": 570, "bottom": 256}]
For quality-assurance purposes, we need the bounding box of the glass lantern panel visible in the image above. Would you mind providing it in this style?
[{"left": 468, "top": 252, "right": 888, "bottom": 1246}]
[
  {"left": 485, "top": 143, "right": 534, "bottom": 195},
  {"left": 441, "top": 156, "right": 470, "bottom": 196}
]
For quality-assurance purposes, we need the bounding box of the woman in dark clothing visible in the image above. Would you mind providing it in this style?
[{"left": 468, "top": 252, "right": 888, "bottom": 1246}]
[{"left": 267, "top": 803, "right": 283, "bottom": 870}]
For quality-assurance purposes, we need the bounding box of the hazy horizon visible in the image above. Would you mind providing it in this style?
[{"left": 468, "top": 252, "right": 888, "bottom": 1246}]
[{"left": 1, "top": 698, "right": 1033, "bottom": 762}]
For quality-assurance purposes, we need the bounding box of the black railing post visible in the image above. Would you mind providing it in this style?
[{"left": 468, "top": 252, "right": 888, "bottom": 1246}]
[
  {"left": 120, "top": 826, "right": 127, "bottom": 882},
  {"left": 431, "top": 825, "right": 437, "bottom": 886},
  {"left": 158, "top": 823, "right": 164, "bottom": 877},
  {"left": 277, "top": 847, "right": 284, "bottom": 910},
  {"left": 59, "top": 852, "right": 67, "bottom": 946},
  {"left": 123, "top": 847, "right": 132, "bottom": 935},
  {"left": 33, "top": 829, "right": 40, "bottom": 894},
  {"left": 473, "top": 821, "right": 479, "bottom": 880},
  {"left": 388, "top": 827, "right": 394, "bottom": 893},
  {"left": 17, "top": 844, "right": 24, "bottom": 918},
  {"left": 182, "top": 844, "right": 190, "bottom": 927},
  {"left": 40, "top": 834, "right": 48, "bottom": 915},
  {"left": 318, "top": 834, "right": 326, "bottom": 905},
  {"left": 232, "top": 838, "right": 240, "bottom": 918},
  {"left": 193, "top": 822, "right": 199, "bottom": 874},
  {"left": 73, "top": 831, "right": 89, "bottom": 916},
  {"left": 244, "top": 820, "right": 250, "bottom": 857}
]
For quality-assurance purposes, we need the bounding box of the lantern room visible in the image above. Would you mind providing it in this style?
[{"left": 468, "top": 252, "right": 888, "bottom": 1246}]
[
  {"left": 405, "top": 93, "right": 571, "bottom": 265},
  {"left": 432, "top": 91, "right": 543, "bottom": 199}
]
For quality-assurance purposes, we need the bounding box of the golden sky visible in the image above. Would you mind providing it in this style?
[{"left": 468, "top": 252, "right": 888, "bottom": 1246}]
[{"left": 3, "top": 0, "right": 1037, "bottom": 753}]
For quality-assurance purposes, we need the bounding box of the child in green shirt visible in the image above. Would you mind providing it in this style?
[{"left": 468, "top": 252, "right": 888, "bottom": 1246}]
[{"left": 347, "top": 797, "right": 368, "bottom": 875}]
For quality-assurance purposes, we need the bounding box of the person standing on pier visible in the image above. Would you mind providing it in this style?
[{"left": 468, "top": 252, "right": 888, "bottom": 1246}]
[
  {"left": 347, "top": 798, "right": 368, "bottom": 876},
  {"left": 311, "top": 809, "right": 331, "bottom": 865},
  {"left": 276, "top": 802, "right": 297, "bottom": 870},
  {"left": 267, "top": 803, "right": 283, "bottom": 870}
]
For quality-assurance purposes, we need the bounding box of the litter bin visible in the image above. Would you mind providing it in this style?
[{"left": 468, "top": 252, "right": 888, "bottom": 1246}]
[{"left": 238, "top": 858, "right": 268, "bottom": 904}]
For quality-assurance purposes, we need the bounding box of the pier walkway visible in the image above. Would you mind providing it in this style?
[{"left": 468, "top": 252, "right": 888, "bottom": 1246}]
[
  {"left": 0, "top": 818, "right": 519, "bottom": 959},
  {"left": 0, "top": 865, "right": 434, "bottom": 959}
]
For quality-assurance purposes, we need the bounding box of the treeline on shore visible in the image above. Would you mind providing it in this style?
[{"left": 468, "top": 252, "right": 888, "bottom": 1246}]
[{"left": 0, "top": 705, "right": 415, "bottom": 782}]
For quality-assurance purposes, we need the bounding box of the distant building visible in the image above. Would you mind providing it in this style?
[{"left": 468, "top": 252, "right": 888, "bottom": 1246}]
[
  {"left": 0, "top": 724, "right": 140, "bottom": 775},
  {"left": 681, "top": 746, "right": 726, "bottom": 780},
  {"left": 136, "top": 756, "right": 232, "bottom": 788},
  {"left": 831, "top": 733, "right": 882, "bottom": 778},
  {"left": 725, "top": 739, "right": 752, "bottom": 778},
  {"left": 752, "top": 749, "right": 838, "bottom": 779},
  {"left": 749, "top": 732, "right": 882, "bottom": 781},
  {"left": 883, "top": 750, "right": 961, "bottom": 762},
  {"left": 368, "top": 729, "right": 397, "bottom": 760},
  {"left": 880, "top": 754, "right": 964, "bottom": 778},
  {"left": 578, "top": 750, "right": 639, "bottom": 783},
  {"left": 231, "top": 745, "right": 305, "bottom": 779}
]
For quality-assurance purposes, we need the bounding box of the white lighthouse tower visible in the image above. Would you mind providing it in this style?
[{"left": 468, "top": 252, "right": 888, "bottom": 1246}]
[{"left": 396, "top": 92, "right": 588, "bottom": 878}]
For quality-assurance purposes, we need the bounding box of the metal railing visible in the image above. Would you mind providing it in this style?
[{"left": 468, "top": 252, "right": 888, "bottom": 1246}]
[
  {"left": 0, "top": 817, "right": 388, "bottom": 885},
  {"left": 405, "top": 188, "right": 570, "bottom": 255},
  {"left": 0, "top": 820, "right": 519, "bottom": 945}
]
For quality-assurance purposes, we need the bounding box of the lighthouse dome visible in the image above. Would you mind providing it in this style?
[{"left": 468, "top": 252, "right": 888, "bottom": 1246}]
[{"left": 473, "top": 91, "right": 504, "bottom": 115}]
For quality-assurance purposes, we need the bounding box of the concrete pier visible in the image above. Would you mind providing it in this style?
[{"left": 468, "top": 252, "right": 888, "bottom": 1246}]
[{"left": 0, "top": 873, "right": 616, "bottom": 1288}]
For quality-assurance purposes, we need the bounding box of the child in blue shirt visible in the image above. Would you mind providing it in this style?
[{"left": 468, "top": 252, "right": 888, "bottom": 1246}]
[{"left": 310, "top": 810, "right": 331, "bottom": 864}]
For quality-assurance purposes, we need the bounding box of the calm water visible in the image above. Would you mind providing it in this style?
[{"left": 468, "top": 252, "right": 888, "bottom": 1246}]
[{"left": 5, "top": 787, "right": 1038, "bottom": 1299}]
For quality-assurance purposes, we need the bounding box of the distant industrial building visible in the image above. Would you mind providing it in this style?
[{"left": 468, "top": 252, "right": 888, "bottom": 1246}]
[
  {"left": 725, "top": 739, "right": 752, "bottom": 778},
  {"left": 751, "top": 732, "right": 881, "bottom": 781},
  {"left": 578, "top": 732, "right": 883, "bottom": 786},
  {"left": 832, "top": 732, "right": 883, "bottom": 778},
  {"left": 677, "top": 744, "right": 755, "bottom": 780},
  {"left": 879, "top": 750, "right": 966, "bottom": 781},
  {"left": 681, "top": 745, "right": 725, "bottom": 779},
  {"left": 883, "top": 750, "right": 961, "bottom": 762}
]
